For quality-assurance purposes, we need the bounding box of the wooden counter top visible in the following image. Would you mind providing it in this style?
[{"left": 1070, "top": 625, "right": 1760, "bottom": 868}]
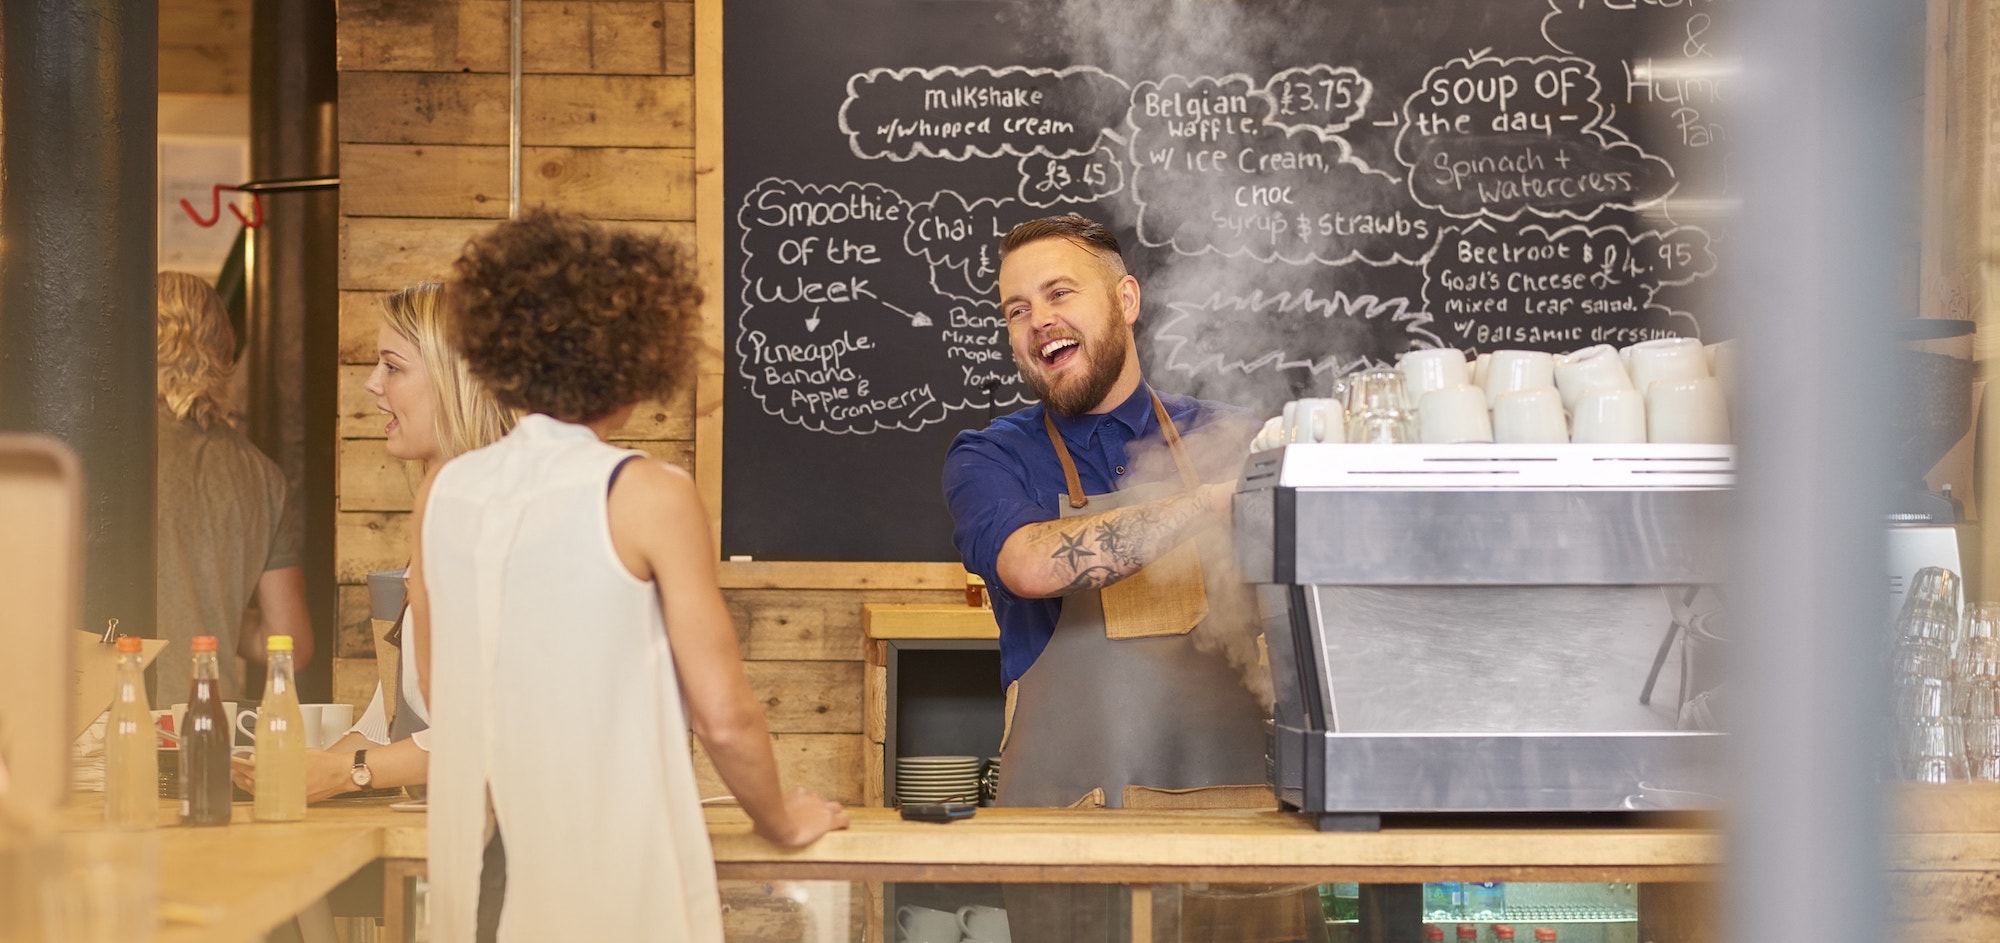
[
  {"left": 56, "top": 798, "right": 407, "bottom": 943},
  {"left": 69, "top": 789, "right": 2000, "bottom": 940},
  {"left": 706, "top": 807, "right": 1721, "bottom": 883}
]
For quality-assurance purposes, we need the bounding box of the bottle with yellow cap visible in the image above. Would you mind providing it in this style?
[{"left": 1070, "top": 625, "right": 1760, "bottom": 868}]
[
  {"left": 253, "top": 634, "right": 307, "bottom": 821},
  {"left": 104, "top": 635, "right": 158, "bottom": 828}
]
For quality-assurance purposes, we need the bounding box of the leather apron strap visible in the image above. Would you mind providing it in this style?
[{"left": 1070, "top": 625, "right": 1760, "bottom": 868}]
[{"left": 1042, "top": 391, "right": 1202, "bottom": 509}]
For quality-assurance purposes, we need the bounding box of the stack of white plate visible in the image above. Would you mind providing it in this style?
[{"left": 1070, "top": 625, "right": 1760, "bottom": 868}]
[{"left": 895, "top": 755, "right": 982, "bottom": 805}]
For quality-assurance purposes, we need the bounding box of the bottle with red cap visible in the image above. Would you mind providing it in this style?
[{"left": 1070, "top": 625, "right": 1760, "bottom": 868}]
[
  {"left": 180, "top": 635, "right": 234, "bottom": 826},
  {"left": 1456, "top": 925, "right": 1478, "bottom": 943},
  {"left": 1494, "top": 927, "right": 1516, "bottom": 942},
  {"left": 1424, "top": 926, "right": 1445, "bottom": 943},
  {"left": 1533, "top": 929, "right": 1558, "bottom": 942},
  {"left": 104, "top": 635, "right": 158, "bottom": 828}
]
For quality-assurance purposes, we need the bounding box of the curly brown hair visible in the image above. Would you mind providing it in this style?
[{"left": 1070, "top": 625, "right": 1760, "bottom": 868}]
[{"left": 446, "top": 209, "right": 702, "bottom": 424}]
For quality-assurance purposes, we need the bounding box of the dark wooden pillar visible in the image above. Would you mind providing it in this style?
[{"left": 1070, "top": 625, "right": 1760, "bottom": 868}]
[{"left": 0, "top": 0, "right": 159, "bottom": 638}]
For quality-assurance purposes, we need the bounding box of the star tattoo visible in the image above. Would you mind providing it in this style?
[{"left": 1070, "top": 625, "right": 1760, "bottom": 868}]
[{"left": 1051, "top": 529, "right": 1097, "bottom": 571}]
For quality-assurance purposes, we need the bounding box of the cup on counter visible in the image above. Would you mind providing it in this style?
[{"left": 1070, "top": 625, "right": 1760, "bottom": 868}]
[
  {"left": 958, "top": 904, "right": 1012, "bottom": 943},
  {"left": 1285, "top": 398, "right": 1344, "bottom": 444},
  {"left": 1396, "top": 347, "right": 1470, "bottom": 403},
  {"left": 1417, "top": 385, "right": 1492, "bottom": 444},
  {"left": 1553, "top": 344, "right": 1633, "bottom": 411},
  {"left": 1626, "top": 338, "right": 1710, "bottom": 400},
  {"left": 1570, "top": 388, "right": 1647, "bottom": 444},
  {"left": 1492, "top": 389, "right": 1568, "bottom": 443},
  {"left": 897, "top": 905, "right": 962, "bottom": 943},
  {"left": 1482, "top": 350, "right": 1556, "bottom": 406},
  {"left": 1646, "top": 376, "right": 1730, "bottom": 443},
  {"left": 313, "top": 704, "right": 356, "bottom": 748}
]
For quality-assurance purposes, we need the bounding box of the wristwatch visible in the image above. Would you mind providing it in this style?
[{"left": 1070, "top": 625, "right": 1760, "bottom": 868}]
[{"left": 351, "top": 749, "right": 373, "bottom": 789}]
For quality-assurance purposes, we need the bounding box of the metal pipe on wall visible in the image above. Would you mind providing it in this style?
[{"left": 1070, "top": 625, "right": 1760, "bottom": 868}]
[
  {"left": 249, "top": 0, "right": 339, "bottom": 700},
  {"left": 0, "top": 0, "right": 159, "bottom": 640}
]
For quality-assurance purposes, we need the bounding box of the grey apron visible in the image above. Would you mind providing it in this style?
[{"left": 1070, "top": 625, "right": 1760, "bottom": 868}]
[{"left": 995, "top": 394, "right": 1267, "bottom": 809}]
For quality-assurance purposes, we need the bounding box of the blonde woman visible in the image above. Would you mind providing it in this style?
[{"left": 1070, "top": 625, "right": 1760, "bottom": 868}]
[
  {"left": 234, "top": 282, "right": 514, "bottom": 801},
  {"left": 155, "top": 271, "right": 313, "bottom": 702}
]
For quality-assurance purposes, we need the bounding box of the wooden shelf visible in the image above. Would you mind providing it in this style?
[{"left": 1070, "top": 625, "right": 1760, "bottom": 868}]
[{"left": 863, "top": 603, "right": 999, "bottom": 640}]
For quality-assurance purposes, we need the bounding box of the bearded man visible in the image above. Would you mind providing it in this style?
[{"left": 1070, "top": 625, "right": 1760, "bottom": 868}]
[{"left": 943, "top": 208, "right": 1268, "bottom": 792}]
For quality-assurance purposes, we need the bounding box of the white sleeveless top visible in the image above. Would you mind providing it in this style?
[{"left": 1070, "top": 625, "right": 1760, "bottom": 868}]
[{"left": 422, "top": 414, "right": 721, "bottom": 943}]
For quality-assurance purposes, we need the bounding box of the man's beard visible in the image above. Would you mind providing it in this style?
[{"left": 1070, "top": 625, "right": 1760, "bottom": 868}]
[{"left": 1017, "top": 328, "right": 1129, "bottom": 417}]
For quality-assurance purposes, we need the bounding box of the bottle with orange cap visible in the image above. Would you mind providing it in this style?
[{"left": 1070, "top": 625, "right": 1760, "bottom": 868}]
[
  {"left": 253, "top": 635, "right": 308, "bottom": 822},
  {"left": 1493, "top": 926, "right": 1516, "bottom": 942},
  {"left": 181, "top": 635, "right": 234, "bottom": 826},
  {"left": 1423, "top": 925, "right": 1445, "bottom": 943},
  {"left": 1533, "top": 928, "right": 1558, "bottom": 942},
  {"left": 1456, "top": 925, "right": 1478, "bottom": 943},
  {"left": 104, "top": 635, "right": 158, "bottom": 828}
]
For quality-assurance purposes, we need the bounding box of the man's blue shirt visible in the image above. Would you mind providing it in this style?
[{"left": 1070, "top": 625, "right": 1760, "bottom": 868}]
[{"left": 941, "top": 382, "right": 1252, "bottom": 689}]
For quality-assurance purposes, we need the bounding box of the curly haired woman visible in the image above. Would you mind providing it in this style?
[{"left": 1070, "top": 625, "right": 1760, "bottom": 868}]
[{"left": 411, "top": 210, "right": 848, "bottom": 943}]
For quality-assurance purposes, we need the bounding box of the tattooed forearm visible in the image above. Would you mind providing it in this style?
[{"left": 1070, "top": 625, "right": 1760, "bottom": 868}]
[
  {"left": 1002, "top": 484, "right": 1223, "bottom": 598},
  {"left": 1054, "top": 565, "right": 1125, "bottom": 595}
]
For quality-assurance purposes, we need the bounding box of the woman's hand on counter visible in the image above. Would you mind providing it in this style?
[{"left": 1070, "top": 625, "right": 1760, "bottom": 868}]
[
  {"left": 756, "top": 787, "right": 850, "bottom": 849},
  {"left": 229, "top": 748, "right": 376, "bottom": 803}
]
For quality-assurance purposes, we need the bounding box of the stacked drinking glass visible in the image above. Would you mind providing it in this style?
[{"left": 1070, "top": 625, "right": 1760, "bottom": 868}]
[
  {"left": 1894, "top": 567, "right": 1968, "bottom": 783},
  {"left": 1961, "top": 603, "right": 2000, "bottom": 781}
]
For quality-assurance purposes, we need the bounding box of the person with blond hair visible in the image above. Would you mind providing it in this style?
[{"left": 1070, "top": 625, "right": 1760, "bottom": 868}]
[
  {"left": 232, "top": 282, "right": 517, "bottom": 803},
  {"left": 154, "top": 271, "right": 313, "bottom": 701}
]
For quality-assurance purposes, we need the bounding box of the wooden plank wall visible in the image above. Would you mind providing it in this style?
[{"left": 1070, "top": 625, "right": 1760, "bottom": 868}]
[
  {"left": 161, "top": 0, "right": 252, "bottom": 95},
  {"left": 334, "top": 0, "right": 960, "bottom": 808}
]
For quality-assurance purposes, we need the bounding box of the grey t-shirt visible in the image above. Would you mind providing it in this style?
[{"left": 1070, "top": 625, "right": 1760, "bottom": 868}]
[{"left": 155, "top": 408, "right": 299, "bottom": 702}]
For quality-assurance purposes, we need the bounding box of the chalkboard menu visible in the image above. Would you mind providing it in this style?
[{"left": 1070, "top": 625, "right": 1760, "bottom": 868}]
[{"left": 722, "top": 0, "right": 1733, "bottom": 561}]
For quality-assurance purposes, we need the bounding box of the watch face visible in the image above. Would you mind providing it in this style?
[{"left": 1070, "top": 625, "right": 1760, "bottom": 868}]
[{"left": 352, "top": 765, "right": 373, "bottom": 787}]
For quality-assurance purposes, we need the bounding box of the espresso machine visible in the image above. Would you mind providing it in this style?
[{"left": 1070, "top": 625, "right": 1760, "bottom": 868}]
[{"left": 1236, "top": 443, "right": 1733, "bottom": 830}]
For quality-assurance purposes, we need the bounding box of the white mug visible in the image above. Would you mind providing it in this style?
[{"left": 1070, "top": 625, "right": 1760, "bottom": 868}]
[
  {"left": 1492, "top": 389, "right": 1569, "bottom": 443},
  {"left": 958, "top": 904, "right": 1012, "bottom": 943},
  {"left": 1470, "top": 352, "right": 1492, "bottom": 391},
  {"left": 312, "top": 703, "right": 356, "bottom": 748},
  {"left": 1418, "top": 385, "right": 1493, "bottom": 444},
  {"left": 1553, "top": 344, "right": 1633, "bottom": 412},
  {"left": 1483, "top": 350, "right": 1556, "bottom": 406},
  {"left": 1286, "top": 398, "right": 1344, "bottom": 444},
  {"left": 1626, "top": 338, "right": 1709, "bottom": 401},
  {"left": 1397, "top": 347, "right": 1470, "bottom": 403},
  {"left": 1704, "top": 339, "right": 1739, "bottom": 401},
  {"left": 897, "top": 905, "right": 961, "bottom": 943},
  {"left": 1571, "top": 388, "right": 1648, "bottom": 444},
  {"left": 1647, "top": 376, "right": 1731, "bottom": 443}
]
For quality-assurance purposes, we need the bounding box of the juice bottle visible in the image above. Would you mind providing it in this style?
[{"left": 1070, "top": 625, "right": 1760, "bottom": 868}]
[
  {"left": 1457, "top": 925, "right": 1477, "bottom": 943},
  {"left": 1494, "top": 928, "right": 1515, "bottom": 942},
  {"left": 1533, "top": 929, "right": 1557, "bottom": 942},
  {"left": 103, "top": 635, "right": 157, "bottom": 828},
  {"left": 253, "top": 635, "right": 307, "bottom": 822},
  {"left": 180, "top": 636, "right": 233, "bottom": 826}
]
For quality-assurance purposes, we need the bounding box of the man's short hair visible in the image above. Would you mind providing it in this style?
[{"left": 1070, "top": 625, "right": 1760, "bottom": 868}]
[{"left": 999, "top": 214, "right": 1126, "bottom": 274}]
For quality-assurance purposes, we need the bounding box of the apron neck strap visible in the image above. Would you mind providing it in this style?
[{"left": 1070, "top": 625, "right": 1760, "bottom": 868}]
[{"left": 1042, "top": 390, "right": 1202, "bottom": 510}]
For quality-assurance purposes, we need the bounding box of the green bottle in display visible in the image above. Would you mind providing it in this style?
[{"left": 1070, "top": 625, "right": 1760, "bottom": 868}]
[
  {"left": 104, "top": 636, "right": 157, "bottom": 828},
  {"left": 252, "top": 635, "right": 307, "bottom": 822}
]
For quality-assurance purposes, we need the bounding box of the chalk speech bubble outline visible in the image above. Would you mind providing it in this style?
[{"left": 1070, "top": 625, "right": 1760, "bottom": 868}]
[
  {"left": 1015, "top": 145, "right": 1128, "bottom": 209},
  {"left": 902, "top": 189, "right": 1016, "bottom": 306},
  {"left": 1395, "top": 50, "right": 1679, "bottom": 222},
  {"left": 1419, "top": 218, "right": 1708, "bottom": 340},
  {"left": 839, "top": 64, "right": 1133, "bottom": 163},
  {"left": 1124, "top": 72, "right": 1425, "bottom": 267}
]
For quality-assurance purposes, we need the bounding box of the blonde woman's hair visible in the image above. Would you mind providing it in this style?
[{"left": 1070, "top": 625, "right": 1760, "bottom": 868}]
[
  {"left": 156, "top": 272, "right": 236, "bottom": 429},
  {"left": 380, "top": 282, "right": 517, "bottom": 461}
]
